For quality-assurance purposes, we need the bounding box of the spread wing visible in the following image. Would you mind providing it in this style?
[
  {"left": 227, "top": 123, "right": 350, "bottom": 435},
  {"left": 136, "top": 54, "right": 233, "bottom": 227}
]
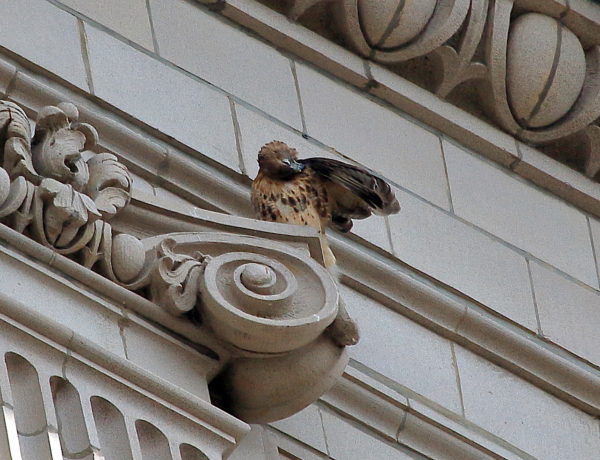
[{"left": 300, "top": 157, "right": 400, "bottom": 232}]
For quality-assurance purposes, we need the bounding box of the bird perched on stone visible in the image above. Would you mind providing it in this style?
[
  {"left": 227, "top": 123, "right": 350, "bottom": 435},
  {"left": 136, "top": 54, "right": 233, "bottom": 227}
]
[
  {"left": 251, "top": 141, "right": 400, "bottom": 346},
  {"left": 251, "top": 141, "right": 400, "bottom": 268}
]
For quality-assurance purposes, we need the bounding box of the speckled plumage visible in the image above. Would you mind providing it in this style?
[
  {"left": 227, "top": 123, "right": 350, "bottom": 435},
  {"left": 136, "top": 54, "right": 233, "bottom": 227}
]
[{"left": 251, "top": 141, "right": 400, "bottom": 267}]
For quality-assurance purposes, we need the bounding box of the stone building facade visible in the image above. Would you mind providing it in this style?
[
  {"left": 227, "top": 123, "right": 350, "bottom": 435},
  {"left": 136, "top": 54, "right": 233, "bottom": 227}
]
[{"left": 0, "top": 0, "right": 599, "bottom": 459}]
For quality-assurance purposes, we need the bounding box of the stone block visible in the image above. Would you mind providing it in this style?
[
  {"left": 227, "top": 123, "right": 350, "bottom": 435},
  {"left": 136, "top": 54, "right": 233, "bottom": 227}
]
[
  {"left": 340, "top": 285, "right": 463, "bottom": 413},
  {"left": 267, "top": 427, "right": 328, "bottom": 460},
  {"left": 222, "top": 0, "right": 369, "bottom": 88},
  {"left": 84, "top": 24, "right": 239, "bottom": 170},
  {"left": 295, "top": 63, "right": 451, "bottom": 210},
  {"left": 57, "top": 0, "right": 154, "bottom": 50},
  {"left": 235, "top": 103, "right": 333, "bottom": 179},
  {"left": 270, "top": 405, "right": 328, "bottom": 453},
  {"left": 121, "top": 320, "right": 213, "bottom": 401},
  {"left": 0, "top": 249, "right": 125, "bottom": 358},
  {"left": 149, "top": 0, "right": 302, "bottom": 129},
  {"left": 388, "top": 189, "right": 538, "bottom": 330},
  {"left": 321, "top": 368, "right": 407, "bottom": 441},
  {"left": 348, "top": 215, "right": 392, "bottom": 253},
  {"left": 368, "top": 63, "right": 520, "bottom": 169},
  {"left": 513, "top": 142, "right": 600, "bottom": 219},
  {"left": 530, "top": 261, "right": 600, "bottom": 366},
  {"left": 444, "top": 140, "right": 598, "bottom": 288},
  {"left": 455, "top": 346, "right": 600, "bottom": 459},
  {"left": 0, "top": 0, "right": 88, "bottom": 90},
  {"left": 320, "top": 409, "right": 414, "bottom": 459},
  {"left": 406, "top": 399, "right": 525, "bottom": 460},
  {"left": 228, "top": 425, "right": 276, "bottom": 460}
]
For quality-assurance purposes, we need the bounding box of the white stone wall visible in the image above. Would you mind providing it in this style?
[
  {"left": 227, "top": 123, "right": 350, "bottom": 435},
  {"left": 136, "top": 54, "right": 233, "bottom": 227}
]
[{"left": 0, "top": 0, "right": 599, "bottom": 459}]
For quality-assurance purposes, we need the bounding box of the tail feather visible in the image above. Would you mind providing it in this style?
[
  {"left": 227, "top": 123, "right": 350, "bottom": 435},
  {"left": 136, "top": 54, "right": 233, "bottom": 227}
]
[{"left": 320, "top": 233, "right": 336, "bottom": 268}]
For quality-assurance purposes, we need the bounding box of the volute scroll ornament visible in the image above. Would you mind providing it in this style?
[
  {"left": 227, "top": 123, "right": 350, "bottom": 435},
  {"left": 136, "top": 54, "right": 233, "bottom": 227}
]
[{"left": 141, "top": 233, "right": 351, "bottom": 423}]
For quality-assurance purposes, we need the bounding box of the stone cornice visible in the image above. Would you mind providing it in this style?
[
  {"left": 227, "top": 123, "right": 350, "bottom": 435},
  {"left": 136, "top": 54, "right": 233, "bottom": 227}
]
[
  {"left": 197, "top": 0, "right": 600, "bottom": 217},
  {"left": 0, "top": 225, "right": 535, "bottom": 459},
  {"left": 115, "top": 197, "right": 600, "bottom": 417},
  {"left": 322, "top": 365, "right": 534, "bottom": 459},
  {"left": 333, "top": 236, "right": 600, "bottom": 416},
  {"left": 1, "top": 50, "right": 599, "bottom": 419}
]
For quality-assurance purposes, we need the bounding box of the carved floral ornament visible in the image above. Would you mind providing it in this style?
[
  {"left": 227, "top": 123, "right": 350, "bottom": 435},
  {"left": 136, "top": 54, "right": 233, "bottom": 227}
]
[
  {"left": 0, "top": 100, "right": 353, "bottom": 423},
  {"left": 286, "top": 0, "right": 600, "bottom": 179}
]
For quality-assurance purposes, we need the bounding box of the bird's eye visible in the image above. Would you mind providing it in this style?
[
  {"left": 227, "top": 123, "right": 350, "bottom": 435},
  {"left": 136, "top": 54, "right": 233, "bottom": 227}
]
[{"left": 282, "top": 159, "right": 291, "bottom": 166}]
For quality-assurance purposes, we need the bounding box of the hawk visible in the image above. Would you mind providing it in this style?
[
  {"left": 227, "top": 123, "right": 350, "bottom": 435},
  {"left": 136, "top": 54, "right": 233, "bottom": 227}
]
[{"left": 251, "top": 141, "right": 400, "bottom": 267}]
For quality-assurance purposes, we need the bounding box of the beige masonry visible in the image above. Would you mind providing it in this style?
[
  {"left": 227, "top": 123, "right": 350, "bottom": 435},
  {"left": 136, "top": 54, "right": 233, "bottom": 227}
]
[{"left": 0, "top": 0, "right": 598, "bottom": 459}]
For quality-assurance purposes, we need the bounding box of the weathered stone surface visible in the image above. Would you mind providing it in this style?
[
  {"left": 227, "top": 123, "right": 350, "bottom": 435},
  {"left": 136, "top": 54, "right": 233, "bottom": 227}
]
[
  {"left": 295, "top": 62, "right": 451, "bottom": 210},
  {"left": 388, "top": 189, "right": 538, "bottom": 330},
  {"left": 149, "top": 0, "right": 302, "bottom": 129},
  {"left": 444, "top": 140, "right": 598, "bottom": 288},
  {"left": 358, "top": 0, "right": 436, "bottom": 49},
  {"left": 84, "top": 24, "right": 239, "bottom": 171},
  {"left": 320, "top": 409, "right": 414, "bottom": 459},
  {"left": 506, "top": 13, "right": 586, "bottom": 128},
  {"left": 530, "top": 261, "right": 600, "bottom": 365},
  {"left": 0, "top": 0, "right": 88, "bottom": 90},
  {"left": 340, "top": 285, "right": 463, "bottom": 413},
  {"left": 270, "top": 405, "right": 328, "bottom": 453},
  {"left": 57, "top": 0, "right": 155, "bottom": 50},
  {"left": 455, "top": 346, "right": 600, "bottom": 459}
]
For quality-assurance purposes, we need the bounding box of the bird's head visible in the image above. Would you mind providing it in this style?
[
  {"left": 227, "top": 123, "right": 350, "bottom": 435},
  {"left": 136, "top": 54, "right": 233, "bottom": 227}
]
[{"left": 258, "top": 141, "right": 306, "bottom": 179}]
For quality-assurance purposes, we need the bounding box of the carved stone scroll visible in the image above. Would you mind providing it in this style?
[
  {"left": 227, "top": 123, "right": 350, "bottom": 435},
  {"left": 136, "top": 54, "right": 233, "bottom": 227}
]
[{"left": 141, "top": 232, "right": 349, "bottom": 423}]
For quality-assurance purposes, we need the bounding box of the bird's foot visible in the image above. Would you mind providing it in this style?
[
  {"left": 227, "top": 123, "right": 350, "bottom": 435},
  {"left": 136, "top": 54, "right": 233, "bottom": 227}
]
[{"left": 327, "top": 314, "right": 360, "bottom": 347}]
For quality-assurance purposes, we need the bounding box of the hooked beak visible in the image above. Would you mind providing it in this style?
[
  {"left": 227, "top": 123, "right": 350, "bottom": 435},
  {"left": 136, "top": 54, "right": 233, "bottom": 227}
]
[{"left": 289, "top": 160, "right": 305, "bottom": 173}]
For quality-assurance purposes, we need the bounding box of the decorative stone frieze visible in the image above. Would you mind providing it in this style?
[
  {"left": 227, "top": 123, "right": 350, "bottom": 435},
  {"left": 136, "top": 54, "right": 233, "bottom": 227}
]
[
  {"left": 0, "top": 100, "right": 139, "bottom": 281},
  {"left": 0, "top": 100, "right": 352, "bottom": 424},
  {"left": 283, "top": 0, "right": 600, "bottom": 180}
]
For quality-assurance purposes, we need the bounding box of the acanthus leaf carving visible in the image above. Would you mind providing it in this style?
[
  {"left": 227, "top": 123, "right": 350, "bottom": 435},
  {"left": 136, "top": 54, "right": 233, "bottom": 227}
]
[
  {"left": 150, "top": 238, "right": 210, "bottom": 316},
  {"left": 85, "top": 152, "right": 132, "bottom": 219},
  {"left": 433, "top": 0, "right": 489, "bottom": 98},
  {"left": 0, "top": 99, "right": 137, "bottom": 276}
]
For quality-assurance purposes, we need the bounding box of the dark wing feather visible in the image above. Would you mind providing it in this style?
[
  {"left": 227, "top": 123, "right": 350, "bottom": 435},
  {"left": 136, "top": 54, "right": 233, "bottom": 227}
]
[{"left": 300, "top": 157, "right": 400, "bottom": 230}]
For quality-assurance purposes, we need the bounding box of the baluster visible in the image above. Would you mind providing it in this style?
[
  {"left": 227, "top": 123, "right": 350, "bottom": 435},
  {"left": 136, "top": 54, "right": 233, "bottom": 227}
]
[
  {"left": 0, "top": 359, "right": 22, "bottom": 460},
  {"left": 50, "top": 376, "right": 94, "bottom": 460},
  {"left": 135, "top": 420, "right": 172, "bottom": 460},
  {"left": 90, "top": 396, "right": 134, "bottom": 460},
  {"left": 179, "top": 443, "right": 209, "bottom": 460},
  {"left": 5, "top": 353, "right": 54, "bottom": 460}
]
